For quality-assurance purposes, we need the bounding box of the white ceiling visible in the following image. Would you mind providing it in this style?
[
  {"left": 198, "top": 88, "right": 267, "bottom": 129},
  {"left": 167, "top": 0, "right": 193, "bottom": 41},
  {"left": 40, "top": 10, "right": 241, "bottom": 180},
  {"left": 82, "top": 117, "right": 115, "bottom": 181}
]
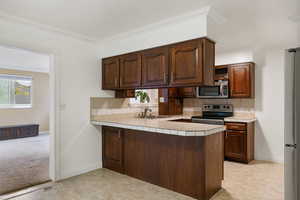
[
  {"left": 0, "top": 0, "right": 299, "bottom": 50},
  {"left": 0, "top": 45, "right": 50, "bottom": 73},
  {"left": 0, "top": 0, "right": 211, "bottom": 40},
  {"left": 208, "top": 0, "right": 300, "bottom": 52}
]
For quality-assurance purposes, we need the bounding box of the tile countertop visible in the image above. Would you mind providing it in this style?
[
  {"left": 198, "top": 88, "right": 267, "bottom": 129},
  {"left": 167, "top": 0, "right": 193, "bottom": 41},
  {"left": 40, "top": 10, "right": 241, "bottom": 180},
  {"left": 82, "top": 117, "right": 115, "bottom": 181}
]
[
  {"left": 224, "top": 114, "right": 256, "bottom": 123},
  {"left": 91, "top": 114, "right": 225, "bottom": 137}
]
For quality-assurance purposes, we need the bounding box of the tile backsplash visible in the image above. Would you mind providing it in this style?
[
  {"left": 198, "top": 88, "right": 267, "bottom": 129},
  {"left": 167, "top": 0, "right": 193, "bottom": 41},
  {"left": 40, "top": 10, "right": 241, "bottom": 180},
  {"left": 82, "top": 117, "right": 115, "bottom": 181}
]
[
  {"left": 183, "top": 98, "right": 255, "bottom": 114},
  {"left": 91, "top": 89, "right": 159, "bottom": 118},
  {"left": 91, "top": 90, "right": 255, "bottom": 118}
]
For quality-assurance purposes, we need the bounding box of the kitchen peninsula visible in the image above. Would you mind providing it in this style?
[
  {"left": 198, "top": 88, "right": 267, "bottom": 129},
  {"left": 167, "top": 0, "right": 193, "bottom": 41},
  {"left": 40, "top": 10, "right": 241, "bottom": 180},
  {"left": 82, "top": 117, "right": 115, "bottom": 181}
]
[{"left": 91, "top": 114, "right": 225, "bottom": 200}]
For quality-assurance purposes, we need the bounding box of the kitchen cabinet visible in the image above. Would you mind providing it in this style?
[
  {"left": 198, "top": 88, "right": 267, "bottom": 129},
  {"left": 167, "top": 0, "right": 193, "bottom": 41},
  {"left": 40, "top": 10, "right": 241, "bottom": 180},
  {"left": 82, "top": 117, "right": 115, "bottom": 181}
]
[
  {"left": 120, "top": 53, "right": 142, "bottom": 88},
  {"left": 178, "top": 87, "right": 197, "bottom": 98},
  {"left": 101, "top": 37, "right": 215, "bottom": 90},
  {"left": 115, "top": 89, "right": 135, "bottom": 98},
  {"left": 170, "top": 39, "right": 215, "bottom": 87},
  {"left": 142, "top": 47, "right": 169, "bottom": 87},
  {"left": 229, "top": 62, "right": 255, "bottom": 98},
  {"left": 158, "top": 88, "right": 183, "bottom": 115},
  {"left": 224, "top": 130, "right": 246, "bottom": 161},
  {"left": 102, "top": 126, "right": 124, "bottom": 173},
  {"left": 102, "top": 126, "right": 223, "bottom": 200},
  {"left": 214, "top": 65, "right": 228, "bottom": 80},
  {"left": 224, "top": 122, "right": 254, "bottom": 163},
  {"left": 102, "top": 57, "right": 120, "bottom": 89}
]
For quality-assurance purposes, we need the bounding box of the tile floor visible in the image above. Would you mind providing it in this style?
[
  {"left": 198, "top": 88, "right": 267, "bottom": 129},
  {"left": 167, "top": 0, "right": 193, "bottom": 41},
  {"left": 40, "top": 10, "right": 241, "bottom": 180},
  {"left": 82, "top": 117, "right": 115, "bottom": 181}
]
[{"left": 4, "top": 160, "right": 283, "bottom": 200}]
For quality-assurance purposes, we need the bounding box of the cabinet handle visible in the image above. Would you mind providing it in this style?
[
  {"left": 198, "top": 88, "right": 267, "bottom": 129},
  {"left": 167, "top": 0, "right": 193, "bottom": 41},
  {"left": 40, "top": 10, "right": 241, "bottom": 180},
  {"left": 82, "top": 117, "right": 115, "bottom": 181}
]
[
  {"left": 118, "top": 130, "right": 121, "bottom": 138},
  {"left": 171, "top": 72, "right": 174, "bottom": 81},
  {"left": 114, "top": 78, "right": 118, "bottom": 87},
  {"left": 226, "top": 130, "right": 246, "bottom": 134}
]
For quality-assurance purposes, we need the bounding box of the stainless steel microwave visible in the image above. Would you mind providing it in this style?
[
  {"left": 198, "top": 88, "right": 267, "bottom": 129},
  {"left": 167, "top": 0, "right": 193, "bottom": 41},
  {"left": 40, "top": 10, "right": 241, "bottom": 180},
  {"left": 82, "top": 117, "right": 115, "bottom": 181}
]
[{"left": 196, "top": 80, "right": 229, "bottom": 99}]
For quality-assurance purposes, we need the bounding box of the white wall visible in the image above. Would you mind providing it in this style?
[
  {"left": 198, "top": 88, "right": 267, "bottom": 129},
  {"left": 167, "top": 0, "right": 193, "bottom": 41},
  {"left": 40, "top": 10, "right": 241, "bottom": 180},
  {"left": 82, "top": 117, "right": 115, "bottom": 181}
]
[
  {"left": 216, "top": 48, "right": 285, "bottom": 163},
  {"left": 98, "top": 11, "right": 208, "bottom": 58},
  {"left": 298, "top": 24, "right": 300, "bottom": 46},
  {"left": 0, "top": 45, "right": 50, "bottom": 73},
  {"left": 0, "top": 18, "right": 102, "bottom": 179},
  {"left": 98, "top": 10, "right": 209, "bottom": 99}
]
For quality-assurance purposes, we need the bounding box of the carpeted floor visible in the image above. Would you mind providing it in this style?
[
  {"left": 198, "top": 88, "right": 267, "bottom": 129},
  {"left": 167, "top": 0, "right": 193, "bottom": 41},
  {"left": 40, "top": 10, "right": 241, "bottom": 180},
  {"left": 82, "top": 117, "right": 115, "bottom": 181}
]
[{"left": 0, "top": 134, "right": 50, "bottom": 195}]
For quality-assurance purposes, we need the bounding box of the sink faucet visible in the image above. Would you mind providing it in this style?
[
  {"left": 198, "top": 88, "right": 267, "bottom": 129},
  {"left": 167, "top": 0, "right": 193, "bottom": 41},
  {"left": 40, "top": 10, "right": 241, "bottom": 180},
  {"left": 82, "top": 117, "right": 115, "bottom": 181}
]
[
  {"left": 138, "top": 107, "right": 153, "bottom": 118},
  {"left": 143, "top": 107, "right": 152, "bottom": 118}
]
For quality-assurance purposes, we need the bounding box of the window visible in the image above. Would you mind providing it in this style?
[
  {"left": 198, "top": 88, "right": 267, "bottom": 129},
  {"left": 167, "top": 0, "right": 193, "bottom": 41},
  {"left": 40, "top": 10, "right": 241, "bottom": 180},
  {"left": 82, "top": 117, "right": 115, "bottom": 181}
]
[
  {"left": 129, "top": 89, "right": 158, "bottom": 107},
  {"left": 0, "top": 74, "right": 32, "bottom": 108}
]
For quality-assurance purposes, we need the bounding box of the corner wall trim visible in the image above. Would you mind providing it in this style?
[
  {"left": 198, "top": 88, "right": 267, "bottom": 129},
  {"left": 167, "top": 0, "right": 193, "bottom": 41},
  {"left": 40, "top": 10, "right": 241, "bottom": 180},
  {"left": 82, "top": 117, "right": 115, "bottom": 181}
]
[{"left": 59, "top": 162, "right": 101, "bottom": 181}]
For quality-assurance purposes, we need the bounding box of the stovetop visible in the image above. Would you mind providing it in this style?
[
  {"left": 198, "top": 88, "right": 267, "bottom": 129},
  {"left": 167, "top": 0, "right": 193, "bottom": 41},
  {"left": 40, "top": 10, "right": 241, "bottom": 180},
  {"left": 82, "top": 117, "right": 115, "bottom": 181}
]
[{"left": 190, "top": 104, "right": 234, "bottom": 125}]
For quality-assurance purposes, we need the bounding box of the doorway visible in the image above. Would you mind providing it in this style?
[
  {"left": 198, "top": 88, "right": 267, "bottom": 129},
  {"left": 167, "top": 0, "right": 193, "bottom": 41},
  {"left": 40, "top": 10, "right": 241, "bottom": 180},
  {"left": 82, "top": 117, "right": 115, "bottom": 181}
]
[{"left": 0, "top": 45, "right": 57, "bottom": 195}]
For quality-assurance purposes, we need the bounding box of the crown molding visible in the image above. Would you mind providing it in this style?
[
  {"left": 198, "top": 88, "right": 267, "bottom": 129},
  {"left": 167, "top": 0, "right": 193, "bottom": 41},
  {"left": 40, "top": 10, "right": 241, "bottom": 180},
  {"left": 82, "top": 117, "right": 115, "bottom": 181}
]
[
  {"left": 0, "top": 11, "right": 98, "bottom": 43},
  {"left": 98, "top": 6, "right": 211, "bottom": 43}
]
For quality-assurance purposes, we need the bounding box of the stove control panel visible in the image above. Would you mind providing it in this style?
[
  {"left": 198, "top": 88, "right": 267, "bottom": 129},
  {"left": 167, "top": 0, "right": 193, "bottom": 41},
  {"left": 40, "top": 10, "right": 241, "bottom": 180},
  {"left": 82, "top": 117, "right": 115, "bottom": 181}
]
[{"left": 202, "top": 104, "right": 233, "bottom": 112}]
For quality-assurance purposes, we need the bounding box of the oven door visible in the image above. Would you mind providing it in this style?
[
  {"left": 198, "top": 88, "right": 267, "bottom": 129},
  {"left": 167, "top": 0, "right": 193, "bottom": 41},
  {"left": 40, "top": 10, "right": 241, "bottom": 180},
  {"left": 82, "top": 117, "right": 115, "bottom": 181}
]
[{"left": 197, "top": 86, "right": 228, "bottom": 98}]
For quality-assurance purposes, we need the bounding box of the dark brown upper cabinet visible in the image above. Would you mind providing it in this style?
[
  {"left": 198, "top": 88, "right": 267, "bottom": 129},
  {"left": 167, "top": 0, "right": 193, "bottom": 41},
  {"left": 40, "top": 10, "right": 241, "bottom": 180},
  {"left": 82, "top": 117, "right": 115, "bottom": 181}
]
[
  {"left": 229, "top": 62, "right": 255, "bottom": 98},
  {"left": 141, "top": 47, "right": 169, "bottom": 87},
  {"left": 120, "top": 53, "right": 142, "bottom": 88},
  {"left": 178, "top": 87, "right": 197, "bottom": 98},
  {"left": 214, "top": 65, "right": 228, "bottom": 81},
  {"left": 169, "top": 38, "right": 215, "bottom": 87},
  {"left": 102, "top": 57, "right": 120, "bottom": 89},
  {"left": 101, "top": 37, "right": 215, "bottom": 90}
]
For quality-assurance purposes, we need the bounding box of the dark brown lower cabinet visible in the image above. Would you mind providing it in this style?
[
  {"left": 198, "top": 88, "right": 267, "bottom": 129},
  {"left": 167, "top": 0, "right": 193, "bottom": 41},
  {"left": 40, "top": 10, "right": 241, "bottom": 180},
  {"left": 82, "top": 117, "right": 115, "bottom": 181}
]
[
  {"left": 224, "top": 122, "right": 254, "bottom": 163},
  {"left": 102, "top": 126, "right": 224, "bottom": 200},
  {"left": 102, "top": 126, "right": 124, "bottom": 173}
]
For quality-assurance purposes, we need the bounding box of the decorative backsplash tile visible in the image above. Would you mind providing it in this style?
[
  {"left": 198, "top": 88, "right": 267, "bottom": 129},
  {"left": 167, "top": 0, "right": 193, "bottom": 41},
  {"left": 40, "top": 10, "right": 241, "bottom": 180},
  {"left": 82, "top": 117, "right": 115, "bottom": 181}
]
[
  {"left": 91, "top": 91, "right": 159, "bottom": 117},
  {"left": 91, "top": 90, "right": 255, "bottom": 117},
  {"left": 183, "top": 98, "right": 255, "bottom": 114}
]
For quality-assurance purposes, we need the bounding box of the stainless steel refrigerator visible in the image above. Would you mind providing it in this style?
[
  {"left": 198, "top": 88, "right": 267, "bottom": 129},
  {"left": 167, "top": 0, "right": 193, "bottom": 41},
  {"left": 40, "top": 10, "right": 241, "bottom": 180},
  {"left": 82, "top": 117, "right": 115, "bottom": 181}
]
[{"left": 285, "top": 48, "right": 300, "bottom": 200}]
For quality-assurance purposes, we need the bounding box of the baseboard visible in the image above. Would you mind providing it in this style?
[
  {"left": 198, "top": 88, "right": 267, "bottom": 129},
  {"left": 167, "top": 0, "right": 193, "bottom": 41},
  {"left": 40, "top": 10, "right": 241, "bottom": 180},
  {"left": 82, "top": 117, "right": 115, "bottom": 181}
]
[
  {"left": 59, "top": 162, "right": 101, "bottom": 181},
  {"left": 254, "top": 156, "right": 284, "bottom": 164},
  {"left": 39, "top": 131, "right": 49, "bottom": 135}
]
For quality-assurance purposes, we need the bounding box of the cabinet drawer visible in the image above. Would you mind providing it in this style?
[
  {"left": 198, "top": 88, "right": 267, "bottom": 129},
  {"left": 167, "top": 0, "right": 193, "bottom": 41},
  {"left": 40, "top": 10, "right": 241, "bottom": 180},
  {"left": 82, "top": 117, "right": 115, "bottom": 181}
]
[{"left": 226, "top": 123, "right": 247, "bottom": 131}]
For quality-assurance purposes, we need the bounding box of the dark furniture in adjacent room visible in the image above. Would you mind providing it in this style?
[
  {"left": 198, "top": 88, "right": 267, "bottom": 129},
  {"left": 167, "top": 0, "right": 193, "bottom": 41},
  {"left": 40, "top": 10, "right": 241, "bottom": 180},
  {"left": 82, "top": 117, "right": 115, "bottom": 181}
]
[{"left": 0, "top": 124, "right": 39, "bottom": 140}]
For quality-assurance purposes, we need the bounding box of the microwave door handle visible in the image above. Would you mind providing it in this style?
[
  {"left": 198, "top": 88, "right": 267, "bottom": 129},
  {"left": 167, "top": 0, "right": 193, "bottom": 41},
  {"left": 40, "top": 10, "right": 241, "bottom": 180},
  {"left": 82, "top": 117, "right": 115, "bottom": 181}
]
[{"left": 220, "top": 84, "right": 224, "bottom": 96}]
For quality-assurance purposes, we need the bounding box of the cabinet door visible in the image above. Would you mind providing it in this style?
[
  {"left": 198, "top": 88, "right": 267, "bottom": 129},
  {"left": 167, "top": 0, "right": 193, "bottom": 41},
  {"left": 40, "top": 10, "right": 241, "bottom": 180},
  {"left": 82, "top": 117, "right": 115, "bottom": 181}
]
[
  {"left": 229, "top": 63, "right": 254, "bottom": 98},
  {"left": 170, "top": 39, "right": 203, "bottom": 86},
  {"left": 120, "top": 53, "right": 142, "bottom": 88},
  {"left": 102, "top": 126, "right": 124, "bottom": 173},
  {"left": 142, "top": 47, "right": 169, "bottom": 87},
  {"left": 178, "top": 87, "right": 196, "bottom": 98},
  {"left": 224, "top": 131, "right": 247, "bottom": 161},
  {"left": 102, "top": 57, "right": 120, "bottom": 89},
  {"left": 115, "top": 89, "right": 135, "bottom": 98}
]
